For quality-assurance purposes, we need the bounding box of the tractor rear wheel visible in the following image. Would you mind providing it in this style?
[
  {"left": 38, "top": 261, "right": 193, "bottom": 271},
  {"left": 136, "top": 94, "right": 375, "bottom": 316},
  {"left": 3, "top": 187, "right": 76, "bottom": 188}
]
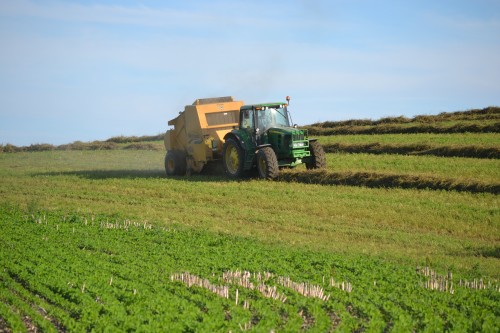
[
  {"left": 257, "top": 147, "right": 279, "bottom": 180},
  {"left": 222, "top": 138, "right": 245, "bottom": 178},
  {"left": 306, "top": 141, "right": 326, "bottom": 169},
  {"left": 165, "top": 150, "right": 187, "bottom": 176}
]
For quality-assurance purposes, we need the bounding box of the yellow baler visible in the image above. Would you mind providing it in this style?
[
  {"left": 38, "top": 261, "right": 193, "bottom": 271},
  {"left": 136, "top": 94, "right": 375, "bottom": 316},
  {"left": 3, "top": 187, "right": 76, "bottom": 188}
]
[{"left": 164, "top": 96, "right": 244, "bottom": 175}]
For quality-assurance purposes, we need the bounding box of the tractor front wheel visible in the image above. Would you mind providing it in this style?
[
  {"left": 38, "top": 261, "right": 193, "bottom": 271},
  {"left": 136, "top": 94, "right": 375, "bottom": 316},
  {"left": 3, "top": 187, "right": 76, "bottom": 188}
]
[
  {"left": 256, "top": 147, "right": 279, "bottom": 180},
  {"left": 306, "top": 141, "right": 326, "bottom": 169},
  {"left": 222, "top": 138, "right": 245, "bottom": 178},
  {"left": 165, "top": 150, "right": 187, "bottom": 176}
]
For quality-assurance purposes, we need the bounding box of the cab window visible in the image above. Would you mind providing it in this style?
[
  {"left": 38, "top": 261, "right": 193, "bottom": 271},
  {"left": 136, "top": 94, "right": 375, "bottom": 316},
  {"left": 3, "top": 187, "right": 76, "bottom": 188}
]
[{"left": 241, "top": 110, "right": 254, "bottom": 129}]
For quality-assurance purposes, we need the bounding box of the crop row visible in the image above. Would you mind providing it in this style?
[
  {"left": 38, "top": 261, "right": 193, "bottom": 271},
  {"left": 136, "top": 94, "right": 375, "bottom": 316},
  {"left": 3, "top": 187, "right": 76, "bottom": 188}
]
[
  {"left": 317, "top": 133, "right": 500, "bottom": 146},
  {"left": 322, "top": 142, "right": 500, "bottom": 159},
  {"left": 305, "top": 121, "right": 500, "bottom": 136},
  {"left": 1, "top": 207, "right": 499, "bottom": 332},
  {"left": 323, "top": 152, "right": 500, "bottom": 184},
  {"left": 309, "top": 106, "right": 500, "bottom": 127},
  {"left": 278, "top": 169, "right": 499, "bottom": 194}
]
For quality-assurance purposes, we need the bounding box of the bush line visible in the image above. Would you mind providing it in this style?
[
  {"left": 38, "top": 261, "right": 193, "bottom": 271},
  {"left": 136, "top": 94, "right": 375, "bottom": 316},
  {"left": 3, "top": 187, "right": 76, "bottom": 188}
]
[
  {"left": 0, "top": 141, "right": 163, "bottom": 153},
  {"left": 105, "top": 134, "right": 164, "bottom": 143},
  {"left": 309, "top": 106, "right": 500, "bottom": 128},
  {"left": 305, "top": 122, "right": 500, "bottom": 135},
  {"left": 323, "top": 143, "right": 500, "bottom": 159},
  {"left": 277, "top": 170, "right": 500, "bottom": 194}
]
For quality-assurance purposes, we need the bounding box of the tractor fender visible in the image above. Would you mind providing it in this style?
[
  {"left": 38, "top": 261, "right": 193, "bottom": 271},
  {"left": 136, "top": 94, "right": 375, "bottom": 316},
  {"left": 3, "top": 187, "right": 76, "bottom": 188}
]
[
  {"left": 308, "top": 138, "right": 318, "bottom": 142},
  {"left": 255, "top": 144, "right": 272, "bottom": 153},
  {"left": 223, "top": 132, "right": 246, "bottom": 151}
]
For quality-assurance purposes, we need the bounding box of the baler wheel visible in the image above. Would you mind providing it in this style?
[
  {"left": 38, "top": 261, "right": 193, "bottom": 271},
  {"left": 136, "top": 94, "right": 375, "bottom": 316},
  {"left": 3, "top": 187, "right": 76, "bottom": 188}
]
[{"left": 165, "top": 150, "right": 187, "bottom": 176}]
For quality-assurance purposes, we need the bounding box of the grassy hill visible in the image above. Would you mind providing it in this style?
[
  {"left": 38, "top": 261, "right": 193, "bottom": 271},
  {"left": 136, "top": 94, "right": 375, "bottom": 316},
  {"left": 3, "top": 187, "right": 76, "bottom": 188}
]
[
  {"left": 306, "top": 106, "right": 500, "bottom": 135},
  {"left": 0, "top": 107, "right": 498, "bottom": 331}
]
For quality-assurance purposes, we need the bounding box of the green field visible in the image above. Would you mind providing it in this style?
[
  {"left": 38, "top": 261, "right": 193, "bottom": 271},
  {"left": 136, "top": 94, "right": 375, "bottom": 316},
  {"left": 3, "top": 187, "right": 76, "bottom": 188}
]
[
  {"left": 1, "top": 206, "right": 499, "bottom": 332},
  {"left": 1, "top": 108, "right": 499, "bottom": 331}
]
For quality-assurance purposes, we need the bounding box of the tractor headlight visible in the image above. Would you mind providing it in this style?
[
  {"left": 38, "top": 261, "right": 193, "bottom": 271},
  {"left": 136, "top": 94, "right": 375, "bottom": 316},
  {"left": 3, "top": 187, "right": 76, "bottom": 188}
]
[{"left": 293, "top": 142, "right": 305, "bottom": 148}]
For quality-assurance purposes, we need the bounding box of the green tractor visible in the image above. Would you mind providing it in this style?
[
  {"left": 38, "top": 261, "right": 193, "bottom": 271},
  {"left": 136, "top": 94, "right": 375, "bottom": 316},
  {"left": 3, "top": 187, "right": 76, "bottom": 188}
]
[{"left": 222, "top": 98, "right": 326, "bottom": 179}]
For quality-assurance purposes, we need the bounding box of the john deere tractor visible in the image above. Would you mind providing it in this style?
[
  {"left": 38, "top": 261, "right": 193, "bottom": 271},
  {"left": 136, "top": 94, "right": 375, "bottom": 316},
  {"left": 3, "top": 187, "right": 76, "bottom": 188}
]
[{"left": 222, "top": 98, "right": 326, "bottom": 179}]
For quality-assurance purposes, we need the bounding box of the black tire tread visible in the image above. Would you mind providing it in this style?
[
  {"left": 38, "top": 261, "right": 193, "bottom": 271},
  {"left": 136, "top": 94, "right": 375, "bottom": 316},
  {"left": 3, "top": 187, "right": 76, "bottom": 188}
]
[
  {"left": 306, "top": 141, "right": 327, "bottom": 169},
  {"left": 257, "top": 147, "right": 279, "bottom": 180},
  {"left": 165, "top": 150, "right": 187, "bottom": 176}
]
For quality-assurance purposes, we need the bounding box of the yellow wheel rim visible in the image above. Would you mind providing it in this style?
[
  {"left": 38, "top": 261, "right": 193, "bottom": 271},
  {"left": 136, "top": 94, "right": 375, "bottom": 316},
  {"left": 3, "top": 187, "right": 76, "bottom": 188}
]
[{"left": 225, "top": 145, "right": 239, "bottom": 174}]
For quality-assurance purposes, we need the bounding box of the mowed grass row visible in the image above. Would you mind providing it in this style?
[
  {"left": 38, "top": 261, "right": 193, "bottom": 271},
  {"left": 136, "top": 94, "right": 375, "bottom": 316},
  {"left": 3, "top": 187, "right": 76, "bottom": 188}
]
[
  {"left": 278, "top": 169, "right": 499, "bottom": 194},
  {"left": 323, "top": 143, "right": 500, "bottom": 159},
  {"left": 309, "top": 107, "right": 500, "bottom": 128},
  {"left": 316, "top": 133, "right": 500, "bottom": 159},
  {"left": 305, "top": 107, "right": 500, "bottom": 135},
  {"left": 316, "top": 133, "right": 500, "bottom": 146},
  {"left": 305, "top": 120, "right": 500, "bottom": 136},
  {"left": 0, "top": 150, "right": 498, "bottom": 277},
  {"left": 289, "top": 149, "right": 500, "bottom": 190},
  {"left": 324, "top": 153, "right": 500, "bottom": 184}
]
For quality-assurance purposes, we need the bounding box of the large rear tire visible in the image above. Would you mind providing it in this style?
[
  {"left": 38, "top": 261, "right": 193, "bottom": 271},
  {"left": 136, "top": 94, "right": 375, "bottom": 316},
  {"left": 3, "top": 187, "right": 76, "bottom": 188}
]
[
  {"left": 222, "top": 138, "right": 245, "bottom": 178},
  {"left": 165, "top": 150, "right": 187, "bottom": 176},
  {"left": 306, "top": 141, "right": 326, "bottom": 169},
  {"left": 256, "top": 147, "right": 279, "bottom": 180}
]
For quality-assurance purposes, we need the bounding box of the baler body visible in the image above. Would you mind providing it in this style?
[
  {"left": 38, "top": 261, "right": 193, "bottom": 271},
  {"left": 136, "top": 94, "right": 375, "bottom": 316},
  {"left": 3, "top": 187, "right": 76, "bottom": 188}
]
[{"left": 164, "top": 97, "right": 244, "bottom": 174}]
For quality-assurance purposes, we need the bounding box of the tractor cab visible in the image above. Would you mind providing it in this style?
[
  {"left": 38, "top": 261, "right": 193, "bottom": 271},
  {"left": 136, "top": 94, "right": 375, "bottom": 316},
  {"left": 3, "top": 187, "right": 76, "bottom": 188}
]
[
  {"left": 222, "top": 97, "right": 327, "bottom": 179},
  {"left": 240, "top": 103, "right": 292, "bottom": 145}
]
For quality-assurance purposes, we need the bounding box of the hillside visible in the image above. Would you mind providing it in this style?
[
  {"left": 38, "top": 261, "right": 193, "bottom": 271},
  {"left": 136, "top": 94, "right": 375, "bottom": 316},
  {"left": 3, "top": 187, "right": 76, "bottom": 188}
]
[
  {"left": 1, "top": 106, "right": 499, "bottom": 154},
  {"left": 306, "top": 106, "right": 500, "bottom": 135}
]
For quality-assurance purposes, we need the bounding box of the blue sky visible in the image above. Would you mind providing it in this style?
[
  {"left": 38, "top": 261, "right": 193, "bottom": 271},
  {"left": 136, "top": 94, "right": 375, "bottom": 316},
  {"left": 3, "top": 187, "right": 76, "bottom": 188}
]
[{"left": 1, "top": 0, "right": 499, "bottom": 145}]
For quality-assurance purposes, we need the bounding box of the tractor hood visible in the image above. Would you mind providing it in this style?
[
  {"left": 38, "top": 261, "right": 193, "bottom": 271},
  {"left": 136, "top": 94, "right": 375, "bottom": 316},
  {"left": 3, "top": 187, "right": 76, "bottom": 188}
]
[
  {"left": 264, "top": 127, "right": 309, "bottom": 158},
  {"left": 267, "top": 127, "right": 307, "bottom": 141}
]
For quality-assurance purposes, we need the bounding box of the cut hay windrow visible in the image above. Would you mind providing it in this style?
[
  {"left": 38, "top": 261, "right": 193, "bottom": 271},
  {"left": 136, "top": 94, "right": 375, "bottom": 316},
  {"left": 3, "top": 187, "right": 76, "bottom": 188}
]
[
  {"left": 309, "top": 106, "right": 500, "bottom": 127},
  {"left": 323, "top": 143, "right": 500, "bottom": 159},
  {"left": 277, "top": 169, "right": 500, "bottom": 194},
  {"left": 305, "top": 122, "right": 500, "bottom": 135}
]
